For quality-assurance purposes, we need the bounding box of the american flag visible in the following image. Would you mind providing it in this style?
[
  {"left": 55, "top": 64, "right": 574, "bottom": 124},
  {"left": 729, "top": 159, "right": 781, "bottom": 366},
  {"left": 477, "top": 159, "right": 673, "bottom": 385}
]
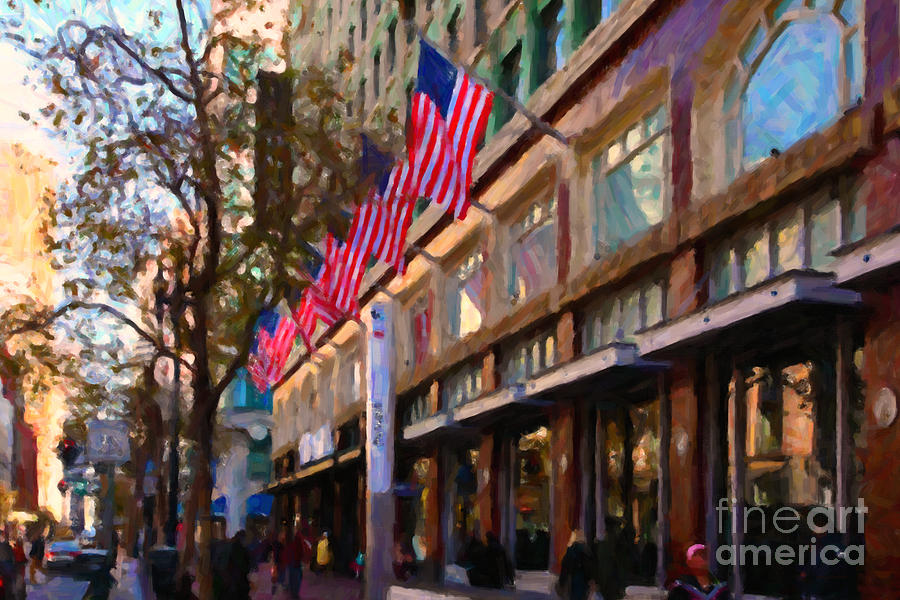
[
  {"left": 408, "top": 40, "right": 493, "bottom": 221},
  {"left": 248, "top": 310, "right": 298, "bottom": 392},
  {"left": 292, "top": 235, "right": 344, "bottom": 351},
  {"left": 371, "top": 161, "right": 415, "bottom": 273}
]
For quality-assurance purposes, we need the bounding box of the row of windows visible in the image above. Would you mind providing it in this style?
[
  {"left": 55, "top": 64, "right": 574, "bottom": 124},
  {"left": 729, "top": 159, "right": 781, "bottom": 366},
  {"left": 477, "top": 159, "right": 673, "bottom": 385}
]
[
  {"left": 707, "top": 180, "right": 866, "bottom": 303},
  {"left": 582, "top": 277, "right": 667, "bottom": 352},
  {"left": 502, "top": 328, "right": 558, "bottom": 385}
]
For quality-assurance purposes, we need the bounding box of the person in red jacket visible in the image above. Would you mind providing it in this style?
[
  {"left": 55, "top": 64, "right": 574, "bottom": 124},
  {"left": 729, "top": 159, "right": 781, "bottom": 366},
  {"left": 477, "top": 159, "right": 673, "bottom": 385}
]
[{"left": 279, "top": 528, "right": 303, "bottom": 599}]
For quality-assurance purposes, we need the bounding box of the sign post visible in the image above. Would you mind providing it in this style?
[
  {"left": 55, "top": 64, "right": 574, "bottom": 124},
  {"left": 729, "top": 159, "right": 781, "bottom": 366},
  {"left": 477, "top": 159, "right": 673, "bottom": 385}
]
[
  {"left": 86, "top": 420, "right": 130, "bottom": 553},
  {"left": 365, "top": 301, "right": 396, "bottom": 600}
]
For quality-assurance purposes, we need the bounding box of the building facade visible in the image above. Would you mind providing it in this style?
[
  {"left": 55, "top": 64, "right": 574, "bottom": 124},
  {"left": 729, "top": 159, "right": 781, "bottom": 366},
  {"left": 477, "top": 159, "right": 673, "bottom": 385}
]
[
  {"left": 0, "top": 142, "right": 55, "bottom": 516},
  {"left": 271, "top": 0, "right": 900, "bottom": 598}
]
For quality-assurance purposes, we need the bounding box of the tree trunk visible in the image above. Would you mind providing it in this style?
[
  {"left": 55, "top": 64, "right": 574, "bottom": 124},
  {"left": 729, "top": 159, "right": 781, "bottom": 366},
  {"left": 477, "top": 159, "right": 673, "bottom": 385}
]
[
  {"left": 194, "top": 410, "right": 215, "bottom": 600},
  {"left": 154, "top": 460, "right": 168, "bottom": 548},
  {"left": 179, "top": 446, "right": 200, "bottom": 573},
  {"left": 126, "top": 448, "right": 146, "bottom": 558}
]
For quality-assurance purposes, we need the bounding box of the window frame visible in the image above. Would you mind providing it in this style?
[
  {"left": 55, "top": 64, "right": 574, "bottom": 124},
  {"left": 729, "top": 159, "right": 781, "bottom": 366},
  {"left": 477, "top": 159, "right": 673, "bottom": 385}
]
[
  {"left": 706, "top": 177, "right": 867, "bottom": 304},
  {"left": 590, "top": 103, "right": 671, "bottom": 257},
  {"left": 449, "top": 247, "right": 487, "bottom": 339},
  {"left": 721, "top": 0, "right": 865, "bottom": 180},
  {"left": 508, "top": 196, "right": 558, "bottom": 304}
]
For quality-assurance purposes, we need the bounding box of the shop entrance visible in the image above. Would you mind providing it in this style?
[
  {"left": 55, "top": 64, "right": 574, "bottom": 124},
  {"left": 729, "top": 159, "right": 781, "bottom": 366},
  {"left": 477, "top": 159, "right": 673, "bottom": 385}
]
[
  {"left": 599, "top": 393, "right": 660, "bottom": 586},
  {"left": 513, "top": 425, "right": 551, "bottom": 571}
]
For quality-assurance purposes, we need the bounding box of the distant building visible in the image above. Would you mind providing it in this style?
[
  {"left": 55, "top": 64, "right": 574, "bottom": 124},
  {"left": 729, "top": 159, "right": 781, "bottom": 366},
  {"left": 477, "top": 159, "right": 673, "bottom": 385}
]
[
  {"left": 0, "top": 143, "right": 56, "bottom": 516},
  {"left": 214, "top": 369, "right": 275, "bottom": 536}
]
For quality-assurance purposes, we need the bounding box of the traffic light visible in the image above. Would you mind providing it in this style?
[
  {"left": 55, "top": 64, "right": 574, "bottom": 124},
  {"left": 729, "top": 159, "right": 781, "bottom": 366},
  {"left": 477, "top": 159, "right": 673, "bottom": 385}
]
[
  {"left": 57, "top": 479, "right": 67, "bottom": 494},
  {"left": 57, "top": 438, "right": 81, "bottom": 468}
]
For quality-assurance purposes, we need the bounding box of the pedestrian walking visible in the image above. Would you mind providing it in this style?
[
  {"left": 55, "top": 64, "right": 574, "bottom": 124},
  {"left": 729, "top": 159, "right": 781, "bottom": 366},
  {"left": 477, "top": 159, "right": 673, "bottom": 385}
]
[
  {"left": 314, "top": 531, "right": 333, "bottom": 576},
  {"left": 28, "top": 532, "right": 45, "bottom": 584},
  {"left": 225, "top": 530, "right": 252, "bottom": 600},
  {"left": 556, "top": 530, "right": 596, "bottom": 600},
  {"left": 0, "top": 531, "right": 15, "bottom": 600},
  {"left": 283, "top": 529, "right": 304, "bottom": 599}
]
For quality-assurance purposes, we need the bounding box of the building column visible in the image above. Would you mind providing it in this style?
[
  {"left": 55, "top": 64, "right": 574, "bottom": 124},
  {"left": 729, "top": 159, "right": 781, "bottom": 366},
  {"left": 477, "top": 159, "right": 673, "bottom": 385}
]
[
  {"left": 475, "top": 433, "right": 496, "bottom": 536},
  {"left": 703, "top": 352, "right": 724, "bottom": 577},
  {"left": 578, "top": 402, "right": 594, "bottom": 540},
  {"left": 550, "top": 402, "right": 577, "bottom": 573},
  {"left": 835, "top": 318, "right": 853, "bottom": 513},
  {"left": 364, "top": 300, "right": 397, "bottom": 600},
  {"left": 729, "top": 362, "right": 747, "bottom": 600},
  {"left": 423, "top": 449, "right": 443, "bottom": 581},
  {"left": 657, "top": 372, "right": 672, "bottom": 589},
  {"left": 594, "top": 409, "right": 607, "bottom": 541}
]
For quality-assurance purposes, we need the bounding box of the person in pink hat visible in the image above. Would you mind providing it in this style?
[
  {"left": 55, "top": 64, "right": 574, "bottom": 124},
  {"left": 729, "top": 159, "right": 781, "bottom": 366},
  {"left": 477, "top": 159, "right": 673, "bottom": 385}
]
[{"left": 667, "top": 544, "right": 728, "bottom": 600}]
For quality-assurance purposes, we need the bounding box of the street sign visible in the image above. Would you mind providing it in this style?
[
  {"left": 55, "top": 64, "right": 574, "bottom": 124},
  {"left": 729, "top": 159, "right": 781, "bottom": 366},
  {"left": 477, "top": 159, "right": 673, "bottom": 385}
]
[{"left": 86, "top": 419, "right": 130, "bottom": 464}]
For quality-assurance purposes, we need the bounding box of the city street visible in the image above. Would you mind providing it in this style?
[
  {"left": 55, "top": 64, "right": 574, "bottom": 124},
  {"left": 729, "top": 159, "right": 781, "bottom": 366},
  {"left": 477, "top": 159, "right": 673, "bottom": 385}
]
[{"left": 25, "top": 554, "right": 147, "bottom": 600}]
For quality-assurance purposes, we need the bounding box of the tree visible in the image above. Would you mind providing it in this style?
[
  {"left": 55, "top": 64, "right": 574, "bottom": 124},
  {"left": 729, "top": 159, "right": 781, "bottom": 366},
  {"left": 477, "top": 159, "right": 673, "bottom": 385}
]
[{"left": 0, "top": 2, "right": 368, "bottom": 596}]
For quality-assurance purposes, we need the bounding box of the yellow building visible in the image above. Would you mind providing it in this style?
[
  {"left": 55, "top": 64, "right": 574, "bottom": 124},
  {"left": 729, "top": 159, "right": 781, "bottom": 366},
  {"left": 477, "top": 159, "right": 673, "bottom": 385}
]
[{"left": 0, "top": 142, "right": 66, "bottom": 520}]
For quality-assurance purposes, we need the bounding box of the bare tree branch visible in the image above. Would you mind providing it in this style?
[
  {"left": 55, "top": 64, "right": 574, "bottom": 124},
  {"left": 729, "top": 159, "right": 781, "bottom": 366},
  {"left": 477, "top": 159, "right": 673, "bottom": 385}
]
[{"left": 4, "top": 300, "right": 196, "bottom": 375}]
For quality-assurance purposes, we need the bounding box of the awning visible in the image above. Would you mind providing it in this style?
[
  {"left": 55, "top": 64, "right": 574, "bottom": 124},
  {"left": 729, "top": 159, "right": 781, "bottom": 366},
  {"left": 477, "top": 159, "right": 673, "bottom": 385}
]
[
  {"left": 402, "top": 413, "right": 454, "bottom": 441},
  {"left": 246, "top": 494, "right": 274, "bottom": 517},
  {"left": 638, "top": 271, "right": 860, "bottom": 356},
  {"left": 521, "top": 343, "right": 667, "bottom": 401},
  {"left": 832, "top": 230, "right": 900, "bottom": 288},
  {"left": 266, "top": 457, "right": 335, "bottom": 493},
  {"left": 453, "top": 386, "right": 551, "bottom": 424},
  {"left": 212, "top": 496, "right": 227, "bottom": 516}
]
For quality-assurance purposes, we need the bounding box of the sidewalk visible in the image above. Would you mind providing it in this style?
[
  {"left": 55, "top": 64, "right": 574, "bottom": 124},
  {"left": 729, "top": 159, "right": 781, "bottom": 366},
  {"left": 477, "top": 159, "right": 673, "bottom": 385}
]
[
  {"left": 249, "top": 562, "right": 363, "bottom": 600},
  {"left": 110, "top": 554, "right": 152, "bottom": 600}
]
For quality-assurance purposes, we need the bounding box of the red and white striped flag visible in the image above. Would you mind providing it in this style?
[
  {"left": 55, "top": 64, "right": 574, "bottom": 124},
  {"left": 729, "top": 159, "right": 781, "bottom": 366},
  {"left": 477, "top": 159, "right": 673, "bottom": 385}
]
[
  {"left": 371, "top": 161, "right": 416, "bottom": 273},
  {"left": 408, "top": 41, "right": 493, "bottom": 221}
]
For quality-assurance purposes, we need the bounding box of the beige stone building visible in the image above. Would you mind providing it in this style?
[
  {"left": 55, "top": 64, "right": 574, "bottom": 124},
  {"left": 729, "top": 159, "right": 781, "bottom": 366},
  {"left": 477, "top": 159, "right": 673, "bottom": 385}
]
[{"left": 268, "top": 1, "right": 900, "bottom": 598}]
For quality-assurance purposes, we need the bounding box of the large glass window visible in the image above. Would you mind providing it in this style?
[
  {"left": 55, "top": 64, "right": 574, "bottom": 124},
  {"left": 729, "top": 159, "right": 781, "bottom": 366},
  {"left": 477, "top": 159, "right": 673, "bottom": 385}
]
[
  {"left": 492, "top": 42, "right": 522, "bottom": 131},
  {"left": 514, "top": 426, "right": 551, "bottom": 570},
  {"left": 724, "top": 0, "right": 863, "bottom": 179},
  {"left": 727, "top": 350, "right": 854, "bottom": 597},
  {"left": 603, "top": 401, "right": 660, "bottom": 586},
  {"left": 534, "top": 0, "right": 567, "bottom": 89},
  {"left": 592, "top": 104, "right": 669, "bottom": 254},
  {"left": 449, "top": 250, "right": 486, "bottom": 339},
  {"left": 509, "top": 198, "right": 557, "bottom": 302}
]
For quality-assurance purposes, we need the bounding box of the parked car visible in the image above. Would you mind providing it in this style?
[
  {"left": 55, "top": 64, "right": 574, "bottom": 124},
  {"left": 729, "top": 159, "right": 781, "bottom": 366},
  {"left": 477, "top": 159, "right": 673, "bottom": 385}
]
[{"left": 45, "top": 539, "right": 81, "bottom": 571}]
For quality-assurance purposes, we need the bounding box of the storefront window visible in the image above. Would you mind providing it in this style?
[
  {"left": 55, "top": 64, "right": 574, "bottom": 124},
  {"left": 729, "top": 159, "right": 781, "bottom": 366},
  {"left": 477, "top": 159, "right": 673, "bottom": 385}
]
[
  {"left": 603, "top": 402, "right": 660, "bottom": 585},
  {"left": 514, "top": 426, "right": 551, "bottom": 570},
  {"left": 734, "top": 361, "right": 835, "bottom": 508},
  {"left": 451, "top": 448, "right": 479, "bottom": 563},
  {"left": 729, "top": 356, "right": 841, "bottom": 596},
  {"left": 398, "top": 457, "right": 432, "bottom": 565}
]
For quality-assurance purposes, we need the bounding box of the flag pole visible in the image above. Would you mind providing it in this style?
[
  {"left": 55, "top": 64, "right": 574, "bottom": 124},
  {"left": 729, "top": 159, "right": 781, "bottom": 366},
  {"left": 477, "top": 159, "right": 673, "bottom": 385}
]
[{"left": 414, "top": 26, "right": 569, "bottom": 147}]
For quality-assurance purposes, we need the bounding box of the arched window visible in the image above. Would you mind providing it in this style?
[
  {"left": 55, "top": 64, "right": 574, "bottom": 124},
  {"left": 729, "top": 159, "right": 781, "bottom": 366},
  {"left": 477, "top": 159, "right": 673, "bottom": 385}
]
[{"left": 724, "top": 0, "right": 863, "bottom": 180}]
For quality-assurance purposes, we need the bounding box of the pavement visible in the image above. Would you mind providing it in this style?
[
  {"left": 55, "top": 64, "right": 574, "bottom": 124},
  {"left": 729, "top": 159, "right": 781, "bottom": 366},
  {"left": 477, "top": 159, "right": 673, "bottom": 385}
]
[
  {"left": 24, "top": 552, "right": 150, "bottom": 600},
  {"left": 248, "top": 562, "right": 363, "bottom": 600}
]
